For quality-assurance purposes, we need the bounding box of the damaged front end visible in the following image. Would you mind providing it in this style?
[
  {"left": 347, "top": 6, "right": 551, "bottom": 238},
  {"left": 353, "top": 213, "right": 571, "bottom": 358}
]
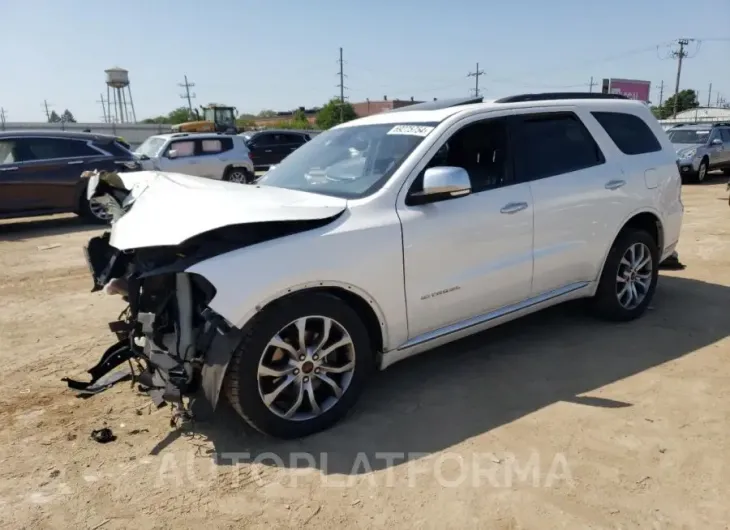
[
  {"left": 66, "top": 230, "right": 242, "bottom": 424},
  {"left": 65, "top": 170, "right": 341, "bottom": 424}
]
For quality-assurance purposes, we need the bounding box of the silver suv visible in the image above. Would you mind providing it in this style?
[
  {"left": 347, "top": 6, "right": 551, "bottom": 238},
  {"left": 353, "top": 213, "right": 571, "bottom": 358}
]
[
  {"left": 668, "top": 123, "right": 730, "bottom": 182},
  {"left": 133, "top": 133, "right": 255, "bottom": 183}
]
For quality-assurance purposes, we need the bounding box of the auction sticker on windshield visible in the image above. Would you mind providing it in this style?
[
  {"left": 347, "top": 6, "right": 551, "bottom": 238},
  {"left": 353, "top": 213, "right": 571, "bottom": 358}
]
[{"left": 387, "top": 125, "right": 435, "bottom": 137}]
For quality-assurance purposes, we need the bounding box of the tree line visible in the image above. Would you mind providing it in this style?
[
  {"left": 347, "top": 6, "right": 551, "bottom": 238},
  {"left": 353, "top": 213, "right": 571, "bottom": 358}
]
[
  {"left": 47, "top": 109, "right": 77, "bottom": 123},
  {"left": 141, "top": 98, "right": 358, "bottom": 131}
]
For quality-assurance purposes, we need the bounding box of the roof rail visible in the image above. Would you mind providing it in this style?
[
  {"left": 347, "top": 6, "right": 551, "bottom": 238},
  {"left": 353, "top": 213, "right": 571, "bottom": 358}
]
[
  {"left": 495, "top": 92, "right": 629, "bottom": 103},
  {"left": 388, "top": 96, "right": 484, "bottom": 113},
  {"left": 711, "top": 122, "right": 730, "bottom": 127}
]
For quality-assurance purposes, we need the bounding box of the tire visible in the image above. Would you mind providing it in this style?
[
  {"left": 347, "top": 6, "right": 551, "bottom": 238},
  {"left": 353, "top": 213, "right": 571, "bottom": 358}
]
[
  {"left": 223, "top": 167, "right": 253, "bottom": 184},
  {"left": 224, "top": 292, "right": 374, "bottom": 439},
  {"left": 694, "top": 158, "right": 709, "bottom": 183},
  {"left": 78, "top": 191, "right": 112, "bottom": 225},
  {"left": 591, "top": 229, "right": 659, "bottom": 322}
]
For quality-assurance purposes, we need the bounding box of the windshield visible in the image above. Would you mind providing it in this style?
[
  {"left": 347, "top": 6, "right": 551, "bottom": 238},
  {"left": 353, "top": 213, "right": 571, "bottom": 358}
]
[
  {"left": 257, "top": 122, "right": 437, "bottom": 199},
  {"left": 667, "top": 129, "right": 710, "bottom": 144},
  {"left": 134, "top": 137, "right": 166, "bottom": 158}
]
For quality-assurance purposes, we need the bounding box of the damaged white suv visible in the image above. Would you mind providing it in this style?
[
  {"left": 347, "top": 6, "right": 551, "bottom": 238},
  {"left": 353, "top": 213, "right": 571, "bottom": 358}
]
[{"left": 68, "top": 94, "right": 683, "bottom": 439}]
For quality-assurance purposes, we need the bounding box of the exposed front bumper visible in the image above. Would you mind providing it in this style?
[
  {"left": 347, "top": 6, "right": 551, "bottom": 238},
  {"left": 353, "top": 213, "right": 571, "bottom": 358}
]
[
  {"left": 677, "top": 157, "right": 701, "bottom": 176},
  {"left": 66, "top": 233, "right": 241, "bottom": 423}
]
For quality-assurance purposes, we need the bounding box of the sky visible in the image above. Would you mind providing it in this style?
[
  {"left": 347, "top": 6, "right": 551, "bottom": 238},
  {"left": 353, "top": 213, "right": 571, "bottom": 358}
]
[{"left": 1, "top": 0, "right": 728, "bottom": 122}]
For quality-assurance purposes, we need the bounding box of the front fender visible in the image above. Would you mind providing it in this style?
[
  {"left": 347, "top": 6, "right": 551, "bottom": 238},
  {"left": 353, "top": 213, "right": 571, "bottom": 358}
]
[{"left": 186, "top": 212, "right": 408, "bottom": 350}]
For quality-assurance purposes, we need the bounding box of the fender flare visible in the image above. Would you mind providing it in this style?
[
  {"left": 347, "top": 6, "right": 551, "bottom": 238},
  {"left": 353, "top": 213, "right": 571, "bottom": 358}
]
[
  {"left": 198, "top": 280, "right": 391, "bottom": 414},
  {"left": 593, "top": 207, "right": 664, "bottom": 288}
]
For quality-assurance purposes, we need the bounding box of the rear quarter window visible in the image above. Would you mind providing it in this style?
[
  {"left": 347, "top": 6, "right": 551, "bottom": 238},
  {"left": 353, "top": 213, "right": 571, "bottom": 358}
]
[{"left": 591, "top": 111, "right": 662, "bottom": 155}]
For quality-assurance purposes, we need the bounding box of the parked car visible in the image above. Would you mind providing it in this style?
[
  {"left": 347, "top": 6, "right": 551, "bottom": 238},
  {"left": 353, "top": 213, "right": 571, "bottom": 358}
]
[
  {"left": 667, "top": 122, "right": 730, "bottom": 182},
  {"left": 239, "top": 129, "right": 314, "bottom": 170},
  {"left": 73, "top": 93, "right": 683, "bottom": 439},
  {"left": 134, "top": 132, "right": 254, "bottom": 183},
  {"left": 0, "top": 130, "right": 139, "bottom": 222}
]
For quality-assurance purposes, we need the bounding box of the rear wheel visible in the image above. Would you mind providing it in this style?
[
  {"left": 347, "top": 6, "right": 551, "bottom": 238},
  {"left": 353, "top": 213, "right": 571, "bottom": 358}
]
[
  {"left": 591, "top": 229, "right": 659, "bottom": 321},
  {"left": 223, "top": 167, "right": 253, "bottom": 184},
  {"left": 224, "top": 292, "right": 374, "bottom": 439}
]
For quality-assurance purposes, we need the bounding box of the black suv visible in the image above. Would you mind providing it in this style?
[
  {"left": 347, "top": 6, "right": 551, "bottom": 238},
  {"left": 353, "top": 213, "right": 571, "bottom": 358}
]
[
  {"left": 0, "top": 130, "right": 139, "bottom": 223},
  {"left": 240, "top": 129, "right": 314, "bottom": 170}
]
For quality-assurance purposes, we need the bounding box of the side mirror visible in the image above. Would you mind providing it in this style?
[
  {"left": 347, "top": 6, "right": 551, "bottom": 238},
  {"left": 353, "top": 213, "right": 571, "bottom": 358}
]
[
  {"left": 711, "top": 138, "right": 723, "bottom": 146},
  {"left": 409, "top": 166, "right": 471, "bottom": 205},
  {"left": 167, "top": 149, "right": 178, "bottom": 159}
]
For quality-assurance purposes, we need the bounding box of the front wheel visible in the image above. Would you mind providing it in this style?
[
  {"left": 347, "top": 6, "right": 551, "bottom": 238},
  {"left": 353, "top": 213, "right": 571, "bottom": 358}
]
[
  {"left": 224, "top": 292, "right": 374, "bottom": 439},
  {"left": 223, "top": 167, "right": 253, "bottom": 184},
  {"left": 695, "top": 159, "right": 709, "bottom": 183},
  {"left": 591, "top": 229, "right": 659, "bottom": 321},
  {"left": 79, "top": 193, "right": 112, "bottom": 225}
]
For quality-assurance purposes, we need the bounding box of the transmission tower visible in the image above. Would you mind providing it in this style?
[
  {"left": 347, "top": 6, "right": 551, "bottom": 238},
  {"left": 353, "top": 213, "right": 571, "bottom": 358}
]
[
  {"left": 467, "top": 63, "right": 485, "bottom": 97},
  {"left": 335, "top": 47, "right": 349, "bottom": 123},
  {"left": 670, "top": 38, "right": 693, "bottom": 118},
  {"left": 179, "top": 75, "right": 196, "bottom": 118}
]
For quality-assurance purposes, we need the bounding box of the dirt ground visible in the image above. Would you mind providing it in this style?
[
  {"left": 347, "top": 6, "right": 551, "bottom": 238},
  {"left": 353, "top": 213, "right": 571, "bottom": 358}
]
[{"left": 1, "top": 180, "right": 729, "bottom": 530}]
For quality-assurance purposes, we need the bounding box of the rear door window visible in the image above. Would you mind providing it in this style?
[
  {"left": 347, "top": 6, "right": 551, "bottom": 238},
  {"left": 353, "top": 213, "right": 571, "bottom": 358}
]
[
  {"left": 0, "top": 139, "right": 19, "bottom": 164},
  {"left": 591, "top": 112, "right": 662, "bottom": 155},
  {"left": 514, "top": 112, "right": 605, "bottom": 181},
  {"left": 18, "top": 138, "right": 100, "bottom": 161},
  {"left": 280, "top": 133, "right": 306, "bottom": 146},
  {"left": 167, "top": 140, "right": 196, "bottom": 158},
  {"left": 721, "top": 128, "right": 730, "bottom": 143}
]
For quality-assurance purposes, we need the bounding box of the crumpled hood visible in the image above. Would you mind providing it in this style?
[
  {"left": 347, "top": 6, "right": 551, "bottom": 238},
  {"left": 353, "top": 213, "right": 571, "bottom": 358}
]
[{"left": 107, "top": 171, "right": 347, "bottom": 250}]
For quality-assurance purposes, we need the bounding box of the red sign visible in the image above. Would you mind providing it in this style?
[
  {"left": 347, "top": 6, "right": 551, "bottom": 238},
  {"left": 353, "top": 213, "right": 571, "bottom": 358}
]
[{"left": 608, "top": 78, "right": 651, "bottom": 102}]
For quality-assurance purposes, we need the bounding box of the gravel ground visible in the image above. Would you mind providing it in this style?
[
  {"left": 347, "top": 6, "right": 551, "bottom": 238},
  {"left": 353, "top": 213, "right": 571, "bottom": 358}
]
[{"left": 0, "top": 180, "right": 729, "bottom": 530}]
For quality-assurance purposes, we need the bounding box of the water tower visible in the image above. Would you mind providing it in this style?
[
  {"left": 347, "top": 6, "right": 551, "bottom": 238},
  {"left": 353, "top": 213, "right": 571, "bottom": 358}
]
[{"left": 105, "top": 67, "right": 137, "bottom": 123}]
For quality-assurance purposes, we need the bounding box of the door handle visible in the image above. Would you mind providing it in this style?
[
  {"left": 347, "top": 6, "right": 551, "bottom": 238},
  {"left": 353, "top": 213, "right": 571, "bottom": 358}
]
[
  {"left": 0, "top": 166, "right": 18, "bottom": 171},
  {"left": 67, "top": 160, "right": 84, "bottom": 165},
  {"left": 605, "top": 179, "right": 626, "bottom": 190},
  {"left": 500, "top": 202, "right": 528, "bottom": 214}
]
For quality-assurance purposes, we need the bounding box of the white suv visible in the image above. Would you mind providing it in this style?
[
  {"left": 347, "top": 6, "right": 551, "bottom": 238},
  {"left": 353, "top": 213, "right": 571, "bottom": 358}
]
[
  {"left": 74, "top": 93, "right": 683, "bottom": 439},
  {"left": 133, "top": 132, "right": 254, "bottom": 183}
]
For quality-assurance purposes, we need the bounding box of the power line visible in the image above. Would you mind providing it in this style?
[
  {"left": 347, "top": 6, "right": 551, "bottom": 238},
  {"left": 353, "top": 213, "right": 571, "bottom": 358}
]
[
  {"left": 467, "top": 63, "right": 485, "bottom": 97},
  {"left": 178, "top": 75, "right": 196, "bottom": 118},
  {"left": 670, "top": 38, "right": 693, "bottom": 118}
]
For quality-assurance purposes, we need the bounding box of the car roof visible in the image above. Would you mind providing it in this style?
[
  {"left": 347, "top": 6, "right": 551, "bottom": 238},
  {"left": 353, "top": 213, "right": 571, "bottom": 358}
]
[
  {"left": 338, "top": 95, "right": 648, "bottom": 129},
  {"left": 0, "top": 130, "right": 120, "bottom": 141},
  {"left": 245, "top": 129, "right": 311, "bottom": 135},
  {"left": 151, "top": 132, "right": 239, "bottom": 140}
]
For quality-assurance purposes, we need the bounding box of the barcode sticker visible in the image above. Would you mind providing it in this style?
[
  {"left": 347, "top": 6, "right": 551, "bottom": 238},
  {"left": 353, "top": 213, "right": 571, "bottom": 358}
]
[{"left": 387, "top": 125, "right": 435, "bottom": 137}]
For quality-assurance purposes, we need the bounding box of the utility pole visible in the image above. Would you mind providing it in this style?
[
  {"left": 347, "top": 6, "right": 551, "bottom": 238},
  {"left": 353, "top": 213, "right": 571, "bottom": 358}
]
[
  {"left": 588, "top": 76, "right": 596, "bottom": 93},
  {"left": 336, "top": 47, "right": 348, "bottom": 123},
  {"left": 96, "top": 94, "right": 109, "bottom": 123},
  {"left": 467, "top": 63, "right": 485, "bottom": 97},
  {"left": 43, "top": 100, "right": 52, "bottom": 121},
  {"left": 707, "top": 83, "right": 712, "bottom": 107},
  {"left": 670, "top": 38, "right": 691, "bottom": 118},
  {"left": 178, "top": 75, "right": 196, "bottom": 118},
  {"left": 0, "top": 107, "right": 6, "bottom": 131},
  {"left": 658, "top": 81, "right": 665, "bottom": 107}
]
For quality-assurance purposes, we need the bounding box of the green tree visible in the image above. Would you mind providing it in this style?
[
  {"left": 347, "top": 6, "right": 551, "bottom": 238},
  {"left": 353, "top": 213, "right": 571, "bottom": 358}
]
[
  {"left": 48, "top": 110, "right": 61, "bottom": 123},
  {"left": 61, "top": 109, "right": 76, "bottom": 123},
  {"left": 257, "top": 109, "right": 277, "bottom": 118},
  {"left": 657, "top": 89, "right": 699, "bottom": 119},
  {"left": 168, "top": 107, "right": 194, "bottom": 124},
  {"left": 315, "top": 99, "right": 357, "bottom": 130}
]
